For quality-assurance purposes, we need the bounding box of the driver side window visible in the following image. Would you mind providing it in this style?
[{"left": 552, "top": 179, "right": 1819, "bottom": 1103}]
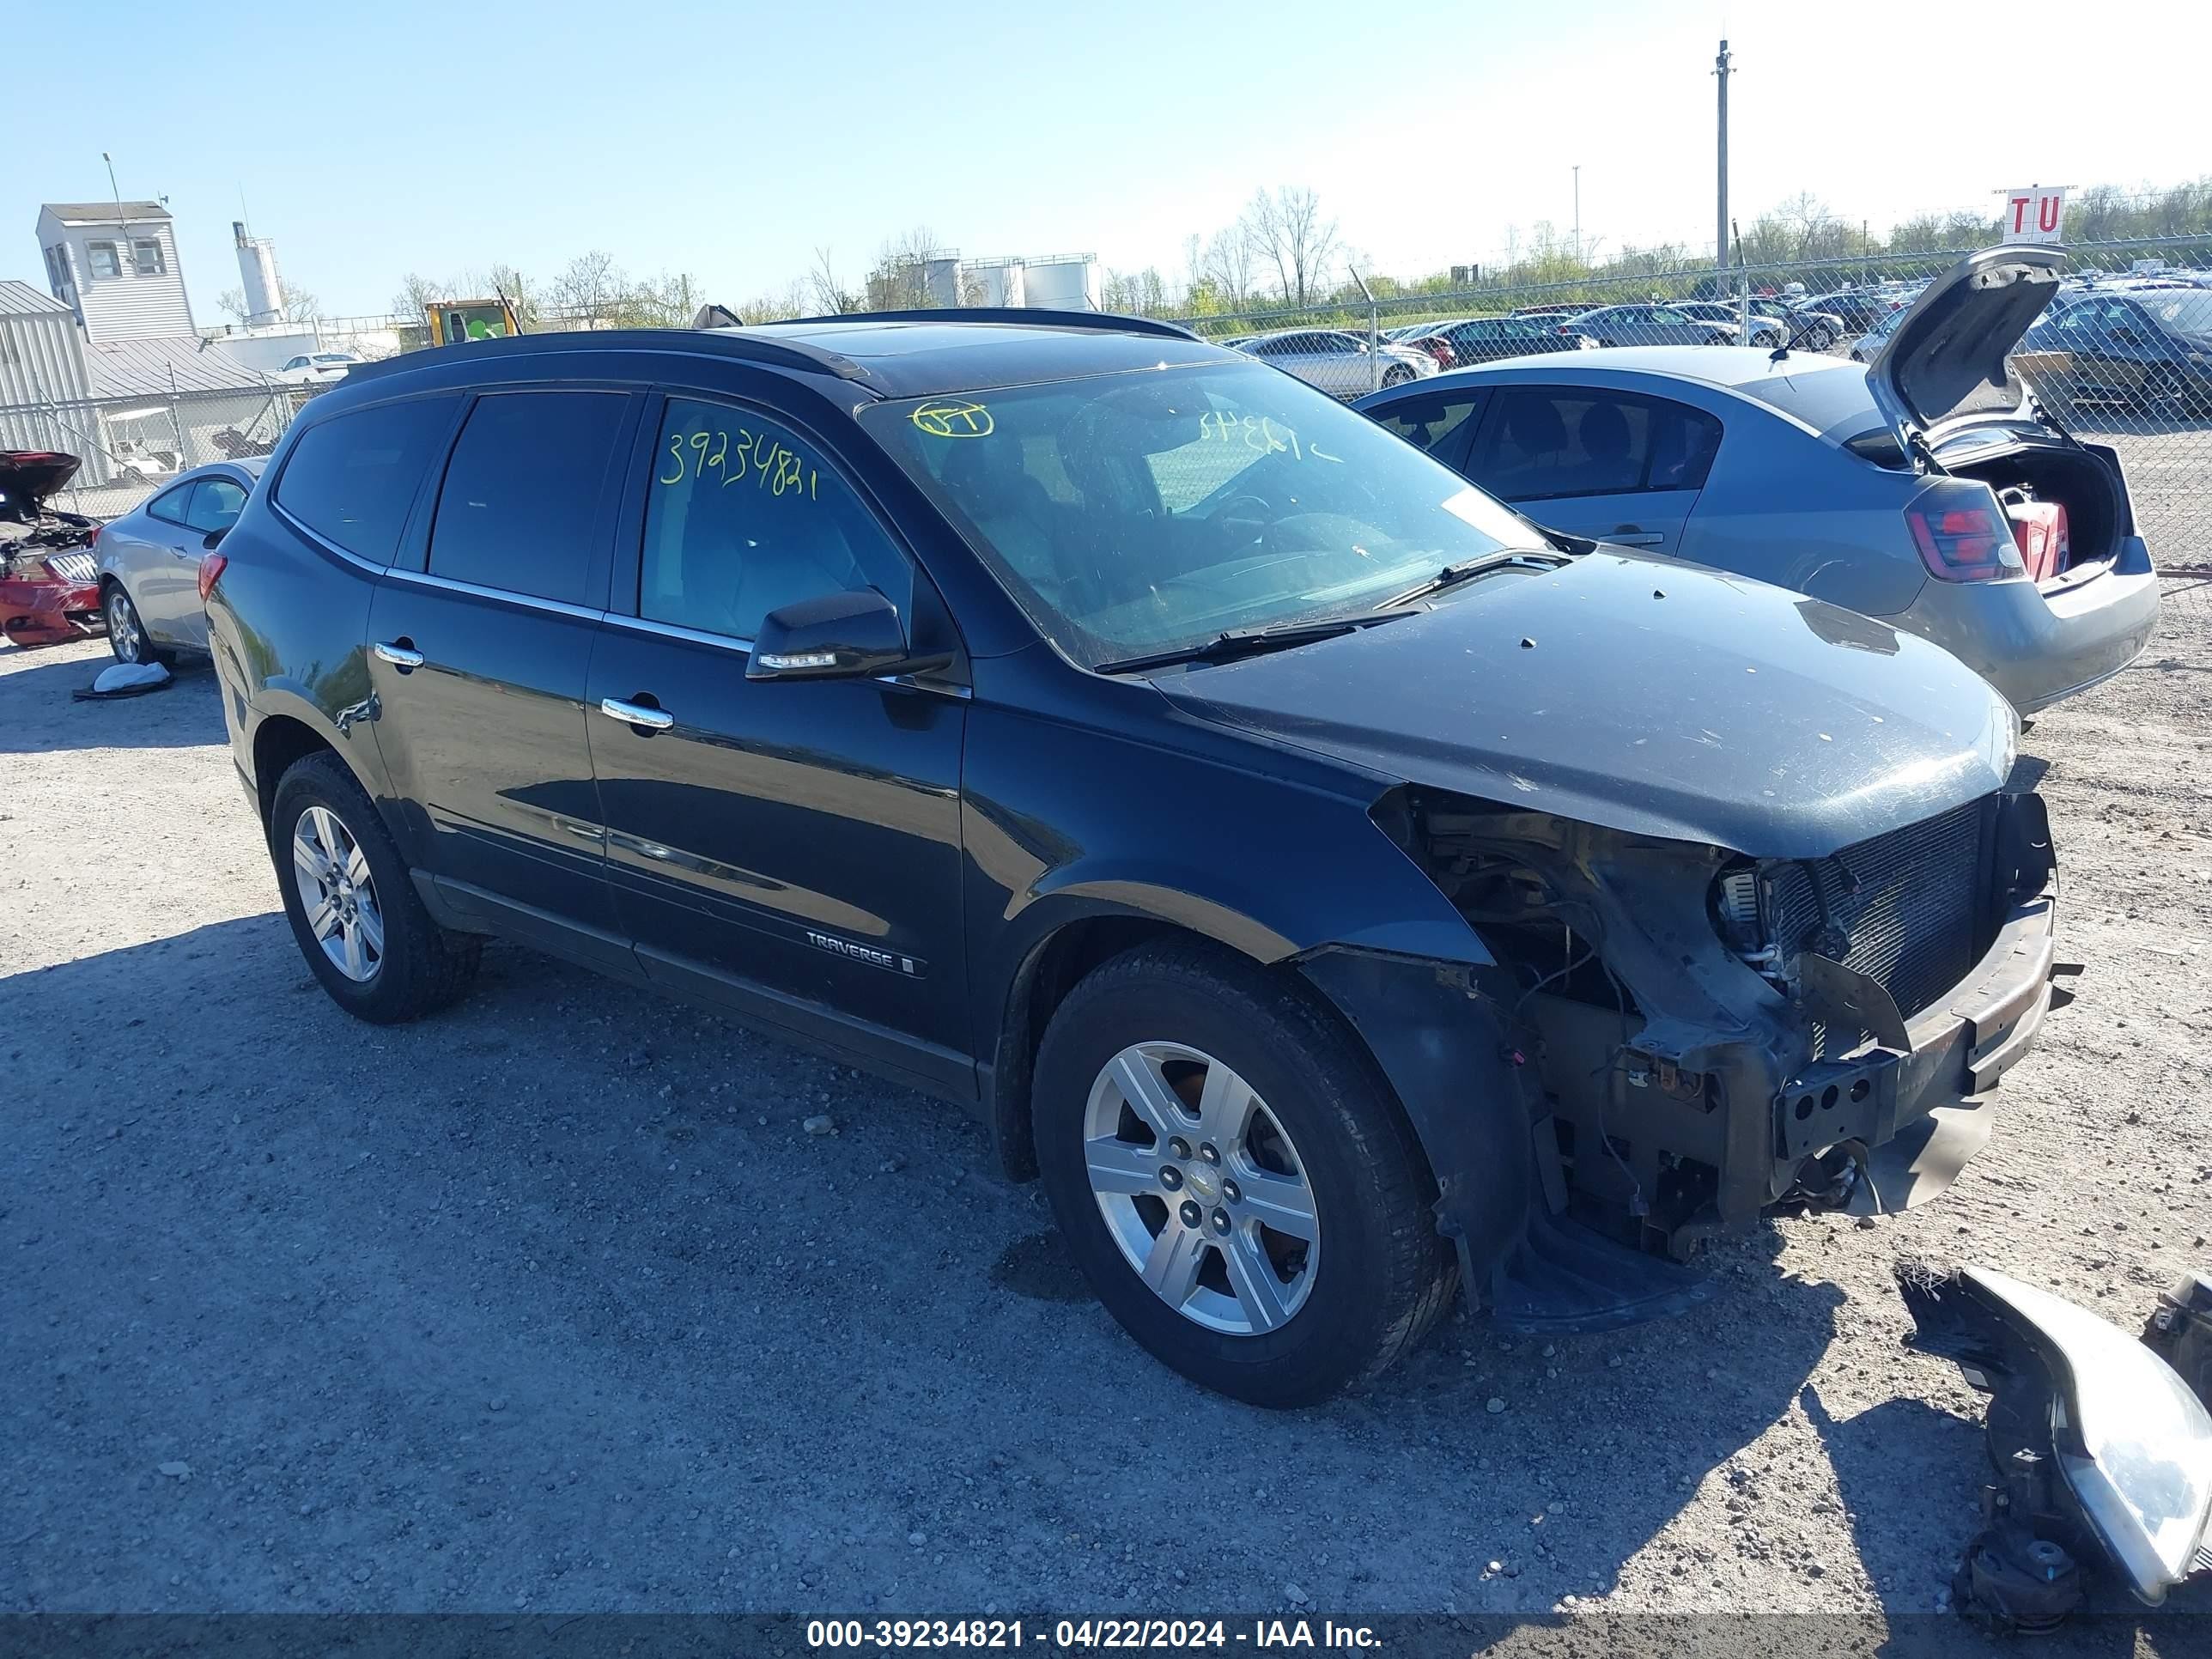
[{"left": 641, "top": 398, "right": 913, "bottom": 644}]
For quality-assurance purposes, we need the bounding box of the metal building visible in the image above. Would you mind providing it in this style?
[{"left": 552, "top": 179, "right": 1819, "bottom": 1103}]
[
  {"left": 34, "top": 200, "right": 197, "bottom": 343},
  {"left": 0, "top": 279, "right": 100, "bottom": 468}
]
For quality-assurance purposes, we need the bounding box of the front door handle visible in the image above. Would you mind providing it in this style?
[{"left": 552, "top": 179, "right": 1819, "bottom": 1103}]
[
  {"left": 373, "top": 640, "right": 426, "bottom": 670},
  {"left": 599, "top": 696, "right": 675, "bottom": 732},
  {"left": 1607, "top": 529, "right": 1667, "bottom": 546}
]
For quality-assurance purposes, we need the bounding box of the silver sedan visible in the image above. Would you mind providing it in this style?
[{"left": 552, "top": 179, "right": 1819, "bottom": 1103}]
[
  {"left": 1237, "top": 328, "right": 1437, "bottom": 397},
  {"left": 1355, "top": 247, "right": 2159, "bottom": 714},
  {"left": 92, "top": 459, "right": 264, "bottom": 665}
]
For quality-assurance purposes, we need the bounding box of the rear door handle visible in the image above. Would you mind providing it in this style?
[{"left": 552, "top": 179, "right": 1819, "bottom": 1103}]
[
  {"left": 599, "top": 696, "right": 674, "bottom": 732},
  {"left": 1608, "top": 530, "right": 1667, "bottom": 546},
  {"left": 372, "top": 641, "right": 425, "bottom": 669}
]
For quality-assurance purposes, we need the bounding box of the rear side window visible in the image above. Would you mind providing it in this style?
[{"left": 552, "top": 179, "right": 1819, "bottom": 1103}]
[
  {"left": 641, "top": 397, "right": 912, "bottom": 643},
  {"left": 144, "top": 483, "right": 194, "bottom": 526},
  {"left": 426, "top": 391, "right": 629, "bottom": 605},
  {"left": 184, "top": 477, "right": 248, "bottom": 534},
  {"left": 1469, "top": 387, "right": 1723, "bottom": 501},
  {"left": 276, "top": 397, "right": 456, "bottom": 564}
]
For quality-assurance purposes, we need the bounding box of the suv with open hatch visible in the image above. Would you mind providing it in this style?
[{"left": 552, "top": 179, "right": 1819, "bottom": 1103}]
[{"left": 208, "top": 308, "right": 2063, "bottom": 1406}]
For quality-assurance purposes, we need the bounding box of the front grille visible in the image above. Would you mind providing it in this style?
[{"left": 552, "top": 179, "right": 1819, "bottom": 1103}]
[{"left": 1769, "top": 799, "right": 1988, "bottom": 1054}]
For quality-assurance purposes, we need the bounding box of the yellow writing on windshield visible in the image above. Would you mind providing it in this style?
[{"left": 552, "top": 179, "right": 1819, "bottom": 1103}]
[{"left": 910, "top": 400, "right": 994, "bottom": 439}]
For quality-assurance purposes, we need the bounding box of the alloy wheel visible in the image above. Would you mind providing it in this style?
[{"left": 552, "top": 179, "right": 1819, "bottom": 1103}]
[
  {"left": 1082, "top": 1042, "right": 1320, "bottom": 1335},
  {"left": 291, "top": 805, "right": 385, "bottom": 982},
  {"left": 106, "top": 588, "right": 143, "bottom": 662}
]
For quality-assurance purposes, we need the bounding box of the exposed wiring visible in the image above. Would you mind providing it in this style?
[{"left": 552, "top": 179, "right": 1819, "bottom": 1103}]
[{"left": 1518, "top": 927, "right": 1648, "bottom": 1218}]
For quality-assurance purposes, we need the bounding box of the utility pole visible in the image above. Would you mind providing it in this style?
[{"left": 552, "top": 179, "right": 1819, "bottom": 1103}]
[
  {"left": 1714, "top": 40, "right": 1734, "bottom": 283},
  {"left": 1572, "top": 165, "right": 1582, "bottom": 264}
]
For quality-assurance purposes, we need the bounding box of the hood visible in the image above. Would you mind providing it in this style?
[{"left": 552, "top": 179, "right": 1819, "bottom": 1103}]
[
  {"left": 1155, "top": 550, "right": 2017, "bottom": 859},
  {"left": 1869, "top": 246, "right": 2066, "bottom": 441},
  {"left": 0, "top": 450, "right": 82, "bottom": 514}
]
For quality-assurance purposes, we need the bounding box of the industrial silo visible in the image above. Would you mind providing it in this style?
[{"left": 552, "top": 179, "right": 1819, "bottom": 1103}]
[
  {"left": 967, "top": 257, "right": 1027, "bottom": 308},
  {"left": 1019, "top": 254, "right": 1101, "bottom": 312}
]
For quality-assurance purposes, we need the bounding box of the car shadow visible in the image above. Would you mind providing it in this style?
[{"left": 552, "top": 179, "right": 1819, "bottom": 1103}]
[
  {"left": 0, "top": 646, "right": 224, "bottom": 753},
  {"left": 1, "top": 916, "right": 1872, "bottom": 1617}
]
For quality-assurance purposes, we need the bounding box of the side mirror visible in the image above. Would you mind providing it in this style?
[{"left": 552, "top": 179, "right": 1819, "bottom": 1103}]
[{"left": 747, "top": 587, "right": 914, "bottom": 682}]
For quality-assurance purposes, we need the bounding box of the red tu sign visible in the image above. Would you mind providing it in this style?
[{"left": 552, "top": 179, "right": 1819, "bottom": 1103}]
[{"left": 2002, "top": 185, "right": 2068, "bottom": 244}]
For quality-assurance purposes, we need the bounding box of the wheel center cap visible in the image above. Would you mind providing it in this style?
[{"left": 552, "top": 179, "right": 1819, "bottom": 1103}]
[{"left": 1183, "top": 1163, "right": 1220, "bottom": 1203}]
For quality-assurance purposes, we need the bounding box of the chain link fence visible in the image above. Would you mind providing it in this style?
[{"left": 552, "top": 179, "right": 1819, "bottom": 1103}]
[
  {"left": 1170, "top": 237, "right": 2212, "bottom": 556},
  {"left": 7, "top": 382, "right": 326, "bottom": 519}
]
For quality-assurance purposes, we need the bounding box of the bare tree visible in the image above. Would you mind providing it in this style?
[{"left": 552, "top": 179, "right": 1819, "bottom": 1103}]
[
  {"left": 1243, "top": 186, "right": 1340, "bottom": 307},
  {"left": 550, "top": 251, "right": 629, "bottom": 325},
  {"left": 808, "top": 246, "right": 857, "bottom": 314},
  {"left": 867, "top": 225, "right": 951, "bottom": 309},
  {"left": 737, "top": 282, "right": 809, "bottom": 325},
  {"left": 1201, "top": 224, "right": 1257, "bottom": 307},
  {"left": 392, "top": 272, "right": 447, "bottom": 323}
]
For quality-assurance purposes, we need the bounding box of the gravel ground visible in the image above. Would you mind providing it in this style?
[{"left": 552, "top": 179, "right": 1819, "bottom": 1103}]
[{"left": 3, "top": 581, "right": 2210, "bottom": 1626}]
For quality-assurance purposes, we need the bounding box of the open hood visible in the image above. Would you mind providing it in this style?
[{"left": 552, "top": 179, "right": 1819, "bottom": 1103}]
[
  {"left": 1867, "top": 246, "right": 2066, "bottom": 444},
  {"left": 0, "top": 450, "right": 82, "bottom": 515}
]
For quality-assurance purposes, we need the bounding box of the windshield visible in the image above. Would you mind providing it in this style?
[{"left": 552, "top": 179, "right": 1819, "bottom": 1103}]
[{"left": 862, "top": 362, "right": 1537, "bottom": 667}]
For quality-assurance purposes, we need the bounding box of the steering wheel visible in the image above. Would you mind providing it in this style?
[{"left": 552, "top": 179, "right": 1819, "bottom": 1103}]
[{"left": 1213, "top": 494, "right": 1275, "bottom": 549}]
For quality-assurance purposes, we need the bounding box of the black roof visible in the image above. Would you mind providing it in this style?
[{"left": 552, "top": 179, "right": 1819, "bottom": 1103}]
[{"left": 346, "top": 310, "right": 1225, "bottom": 401}]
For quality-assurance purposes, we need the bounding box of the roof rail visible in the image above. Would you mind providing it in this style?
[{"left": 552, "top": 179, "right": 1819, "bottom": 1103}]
[
  {"left": 341, "top": 325, "right": 885, "bottom": 392},
  {"left": 774, "top": 307, "right": 1200, "bottom": 343}
]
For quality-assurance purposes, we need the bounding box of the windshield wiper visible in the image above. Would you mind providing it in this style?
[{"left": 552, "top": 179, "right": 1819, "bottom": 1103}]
[
  {"left": 1382, "top": 547, "right": 1570, "bottom": 608},
  {"left": 1093, "top": 610, "right": 1419, "bottom": 675}
]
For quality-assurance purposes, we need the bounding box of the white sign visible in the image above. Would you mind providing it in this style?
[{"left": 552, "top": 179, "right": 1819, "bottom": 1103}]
[{"left": 2002, "top": 185, "right": 2068, "bottom": 245}]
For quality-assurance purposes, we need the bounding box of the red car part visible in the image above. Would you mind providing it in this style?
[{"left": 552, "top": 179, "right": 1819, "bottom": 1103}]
[{"left": 0, "top": 568, "right": 102, "bottom": 647}]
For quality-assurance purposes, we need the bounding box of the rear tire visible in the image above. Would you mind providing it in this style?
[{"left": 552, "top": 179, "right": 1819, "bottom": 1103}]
[
  {"left": 103, "top": 582, "right": 170, "bottom": 667},
  {"left": 1031, "top": 939, "right": 1455, "bottom": 1407},
  {"left": 1806, "top": 322, "right": 1838, "bottom": 352},
  {"left": 270, "top": 750, "right": 481, "bottom": 1024}
]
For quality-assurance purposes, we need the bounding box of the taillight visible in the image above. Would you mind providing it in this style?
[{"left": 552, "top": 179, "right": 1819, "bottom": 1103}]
[
  {"left": 198, "top": 552, "right": 228, "bottom": 603},
  {"left": 1906, "top": 483, "right": 2024, "bottom": 582}
]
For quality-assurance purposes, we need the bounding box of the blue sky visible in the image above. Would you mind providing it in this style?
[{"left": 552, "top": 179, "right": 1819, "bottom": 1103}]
[{"left": 13, "top": 0, "right": 2204, "bottom": 319}]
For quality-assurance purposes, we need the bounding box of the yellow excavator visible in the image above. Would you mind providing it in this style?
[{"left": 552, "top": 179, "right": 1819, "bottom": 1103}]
[{"left": 425, "top": 297, "right": 521, "bottom": 346}]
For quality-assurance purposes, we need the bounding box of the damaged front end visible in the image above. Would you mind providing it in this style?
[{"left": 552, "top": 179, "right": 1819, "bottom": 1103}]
[
  {"left": 1357, "top": 781, "right": 2061, "bottom": 1322},
  {"left": 0, "top": 450, "right": 103, "bottom": 648},
  {"left": 1902, "top": 1265, "right": 2212, "bottom": 1629}
]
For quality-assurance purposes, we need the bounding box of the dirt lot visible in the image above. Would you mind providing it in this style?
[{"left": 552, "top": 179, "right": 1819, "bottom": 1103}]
[{"left": 3, "top": 580, "right": 2210, "bottom": 1627}]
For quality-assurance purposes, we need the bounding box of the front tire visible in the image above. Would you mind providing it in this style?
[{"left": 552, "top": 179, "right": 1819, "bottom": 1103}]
[
  {"left": 270, "top": 750, "right": 481, "bottom": 1024},
  {"left": 1381, "top": 365, "right": 1414, "bottom": 387},
  {"left": 1032, "top": 940, "right": 1455, "bottom": 1407}
]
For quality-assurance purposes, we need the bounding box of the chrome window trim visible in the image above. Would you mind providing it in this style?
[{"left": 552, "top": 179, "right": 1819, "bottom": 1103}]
[
  {"left": 382, "top": 564, "right": 608, "bottom": 623},
  {"left": 600, "top": 611, "right": 754, "bottom": 653},
  {"left": 268, "top": 501, "right": 391, "bottom": 578}
]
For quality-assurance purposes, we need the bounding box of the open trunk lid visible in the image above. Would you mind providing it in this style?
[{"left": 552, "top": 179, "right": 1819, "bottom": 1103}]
[{"left": 1868, "top": 247, "right": 2067, "bottom": 453}]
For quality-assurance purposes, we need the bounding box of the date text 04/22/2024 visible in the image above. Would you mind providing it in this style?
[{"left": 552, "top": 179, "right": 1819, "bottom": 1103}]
[{"left": 804, "top": 1620, "right": 1384, "bottom": 1650}]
